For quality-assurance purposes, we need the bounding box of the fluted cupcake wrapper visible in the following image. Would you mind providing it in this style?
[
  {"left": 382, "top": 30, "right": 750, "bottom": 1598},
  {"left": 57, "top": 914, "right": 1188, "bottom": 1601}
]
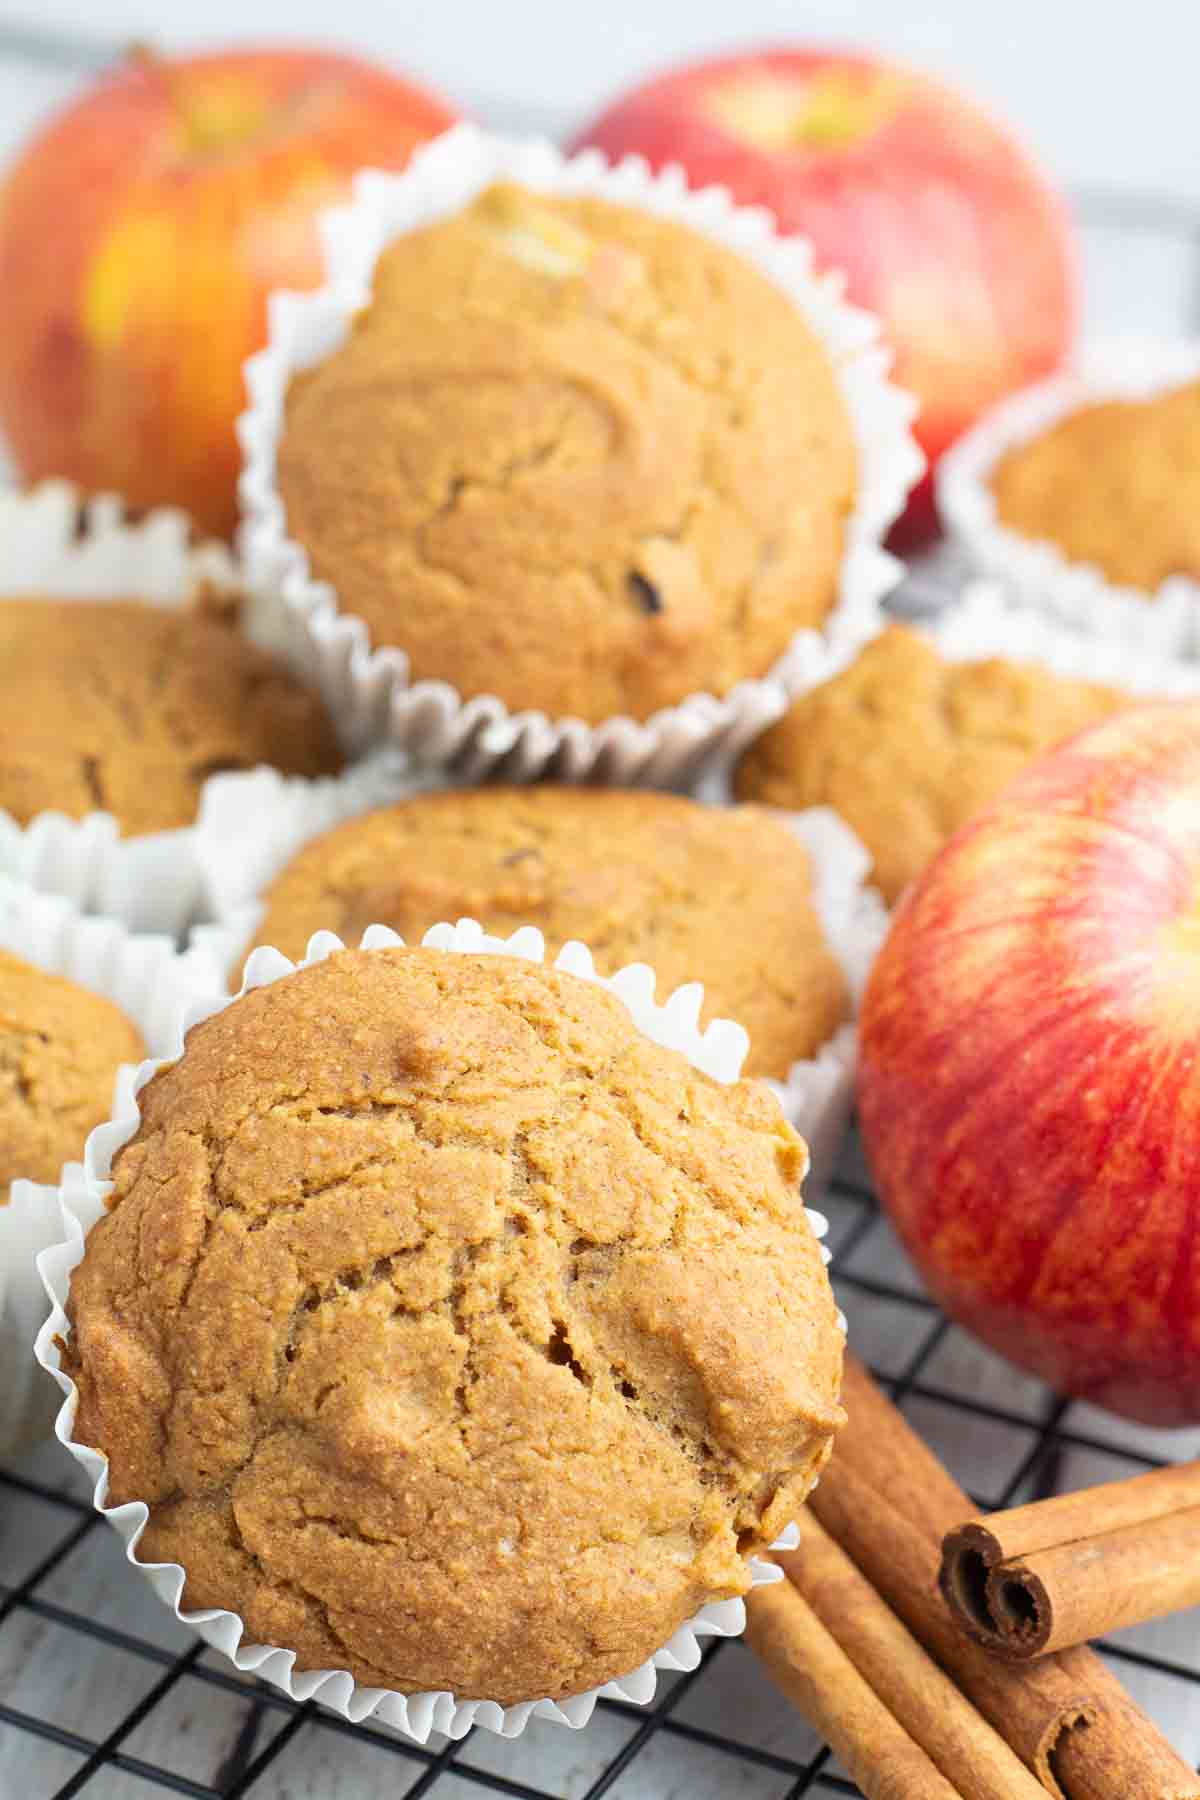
[
  {"left": 928, "top": 578, "right": 1200, "bottom": 693},
  {"left": 36, "top": 918, "right": 841, "bottom": 1744},
  {"left": 237, "top": 122, "right": 923, "bottom": 782},
  {"left": 0, "top": 879, "right": 226, "bottom": 1452},
  {"left": 0, "top": 480, "right": 380, "bottom": 936},
  {"left": 186, "top": 757, "right": 887, "bottom": 1190},
  {"left": 764, "top": 808, "right": 888, "bottom": 1190},
  {"left": 727, "top": 576, "right": 1200, "bottom": 713},
  {"left": 937, "top": 336, "right": 1200, "bottom": 657}
]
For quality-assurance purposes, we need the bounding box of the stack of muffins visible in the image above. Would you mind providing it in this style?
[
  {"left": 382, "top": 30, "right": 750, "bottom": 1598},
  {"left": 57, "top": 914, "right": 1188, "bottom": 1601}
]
[{"left": 9, "top": 126, "right": 1200, "bottom": 1735}]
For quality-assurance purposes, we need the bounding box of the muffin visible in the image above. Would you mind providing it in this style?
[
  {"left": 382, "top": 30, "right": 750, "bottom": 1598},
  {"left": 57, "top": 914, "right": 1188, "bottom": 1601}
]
[
  {"left": 275, "top": 181, "right": 858, "bottom": 723},
  {"left": 0, "top": 599, "right": 342, "bottom": 835},
  {"left": 0, "top": 948, "right": 145, "bottom": 1187},
  {"left": 64, "top": 945, "right": 844, "bottom": 1704},
  {"left": 989, "top": 379, "right": 1200, "bottom": 592},
  {"left": 735, "top": 625, "right": 1127, "bottom": 904},
  {"left": 246, "top": 787, "right": 849, "bottom": 1079}
]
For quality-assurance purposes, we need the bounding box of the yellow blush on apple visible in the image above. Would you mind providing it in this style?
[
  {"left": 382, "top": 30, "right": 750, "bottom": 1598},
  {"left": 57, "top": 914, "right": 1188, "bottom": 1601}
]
[{"left": 0, "top": 45, "right": 457, "bottom": 538}]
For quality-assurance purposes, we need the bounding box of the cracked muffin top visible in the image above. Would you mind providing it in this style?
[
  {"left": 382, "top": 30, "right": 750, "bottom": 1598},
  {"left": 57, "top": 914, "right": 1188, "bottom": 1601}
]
[
  {"left": 0, "top": 599, "right": 342, "bottom": 835},
  {"left": 249, "top": 786, "right": 848, "bottom": 1080},
  {"left": 990, "top": 378, "right": 1200, "bottom": 592},
  {"left": 0, "top": 949, "right": 145, "bottom": 1188},
  {"left": 65, "top": 946, "right": 844, "bottom": 1704},
  {"left": 276, "top": 182, "right": 857, "bottom": 723},
  {"left": 735, "top": 624, "right": 1127, "bottom": 904}
]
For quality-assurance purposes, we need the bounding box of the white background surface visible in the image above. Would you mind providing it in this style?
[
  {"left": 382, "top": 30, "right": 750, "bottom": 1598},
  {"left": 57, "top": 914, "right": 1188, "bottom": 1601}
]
[
  {"left": 0, "top": 1, "right": 1196, "bottom": 349},
  {"left": 1, "top": 0, "right": 1198, "bottom": 200}
]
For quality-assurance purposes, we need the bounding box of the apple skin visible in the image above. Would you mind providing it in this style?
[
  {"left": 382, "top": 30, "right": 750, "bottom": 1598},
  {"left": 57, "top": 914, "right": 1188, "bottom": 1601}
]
[
  {"left": 571, "top": 48, "right": 1078, "bottom": 540},
  {"left": 0, "top": 46, "right": 456, "bottom": 538},
  {"left": 858, "top": 702, "right": 1200, "bottom": 1426}
]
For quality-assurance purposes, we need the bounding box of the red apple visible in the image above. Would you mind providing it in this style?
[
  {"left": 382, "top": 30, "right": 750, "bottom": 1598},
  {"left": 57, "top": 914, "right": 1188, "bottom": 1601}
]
[
  {"left": 0, "top": 45, "right": 456, "bottom": 538},
  {"left": 572, "top": 48, "right": 1078, "bottom": 541},
  {"left": 858, "top": 702, "right": 1200, "bottom": 1426}
]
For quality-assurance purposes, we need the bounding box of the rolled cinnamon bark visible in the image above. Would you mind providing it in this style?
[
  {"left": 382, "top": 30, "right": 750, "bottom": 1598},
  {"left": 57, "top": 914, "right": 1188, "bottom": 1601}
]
[
  {"left": 744, "top": 1573, "right": 963, "bottom": 1800},
  {"left": 768, "top": 1509, "right": 1047, "bottom": 1800},
  {"left": 808, "top": 1357, "right": 1200, "bottom": 1800},
  {"left": 810, "top": 1457, "right": 1098, "bottom": 1791},
  {"left": 940, "top": 1467, "right": 1200, "bottom": 1659}
]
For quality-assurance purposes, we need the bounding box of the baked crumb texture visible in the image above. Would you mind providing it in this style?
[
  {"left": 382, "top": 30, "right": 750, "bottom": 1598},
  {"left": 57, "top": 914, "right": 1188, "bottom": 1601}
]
[
  {"left": 0, "top": 948, "right": 145, "bottom": 1188},
  {"left": 990, "top": 379, "right": 1200, "bottom": 591},
  {"left": 0, "top": 599, "right": 342, "bottom": 835},
  {"left": 277, "top": 183, "right": 857, "bottom": 723},
  {"left": 251, "top": 787, "right": 849, "bottom": 1080},
  {"left": 66, "top": 948, "right": 844, "bottom": 1703},
  {"left": 735, "top": 625, "right": 1127, "bottom": 904}
]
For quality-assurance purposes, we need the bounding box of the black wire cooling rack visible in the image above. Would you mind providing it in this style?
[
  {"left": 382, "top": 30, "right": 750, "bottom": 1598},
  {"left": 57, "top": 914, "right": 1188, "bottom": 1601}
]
[{"left": 2, "top": 28, "right": 1200, "bottom": 1789}]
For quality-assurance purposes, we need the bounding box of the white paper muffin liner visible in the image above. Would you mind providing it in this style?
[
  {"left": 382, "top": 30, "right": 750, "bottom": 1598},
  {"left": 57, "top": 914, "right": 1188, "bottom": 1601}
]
[
  {"left": 0, "top": 878, "right": 226, "bottom": 1453},
  {"left": 927, "top": 578, "right": 1200, "bottom": 695},
  {"left": 238, "top": 123, "right": 922, "bottom": 782},
  {"left": 768, "top": 809, "right": 888, "bottom": 1192},
  {"left": 937, "top": 336, "right": 1200, "bottom": 657},
  {"left": 188, "top": 758, "right": 887, "bottom": 1190},
  {"left": 36, "top": 917, "right": 841, "bottom": 1742},
  {"left": 0, "top": 480, "right": 374, "bottom": 936},
  {"left": 710, "top": 577, "right": 1200, "bottom": 714}
]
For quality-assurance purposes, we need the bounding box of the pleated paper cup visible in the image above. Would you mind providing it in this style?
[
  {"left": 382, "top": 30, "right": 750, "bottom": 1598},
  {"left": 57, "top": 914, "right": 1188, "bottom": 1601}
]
[
  {"left": 928, "top": 578, "right": 1200, "bottom": 695},
  {"left": 0, "top": 481, "right": 381, "bottom": 936},
  {"left": 36, "top": 918, "right": 840, "bottom": 1743},
  {"left": 0, "top": 879, "right": 225, "bottom": 1452},
  {"left": 768, "top": 808, "right": 888, "bottom": 1191},
  {"left": 0, "top": 483, "right": 234, "bottom": 933},
  {"left": 189, "top": 750, "right": 447, "bottom": 937},
  {"left": 188, "top": 759, "right": 886, "bottom": 1189},
  {"left": 238, "top": 123, "right": 923, "bottom": 782},
  {"left": 744, "top": 577, "right": 1200, "bottom": 708},
  {"left": 938, "top": 337, "right": 1200, "bottom": 657}
]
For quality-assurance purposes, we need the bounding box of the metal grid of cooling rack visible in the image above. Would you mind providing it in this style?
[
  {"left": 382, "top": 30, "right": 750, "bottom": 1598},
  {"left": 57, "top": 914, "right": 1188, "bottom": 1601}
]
[{"left": 2, "top": 32, "right": 1200, "bottom": 1785}]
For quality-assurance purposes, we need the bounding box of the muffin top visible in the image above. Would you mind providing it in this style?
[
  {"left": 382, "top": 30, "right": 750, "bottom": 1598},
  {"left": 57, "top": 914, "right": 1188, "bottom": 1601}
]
[
  {"left": 0, "top": 599, "right": 343, "bottom": 835},
  {"left": 277, "top": 182, "right": 857, "bottom": 723},
  {"left": 66, "top": 946, "right": 843, "bottom": 1704},
  {"left": 990, "top": 379, "right": 1200, "bottom": 591},
  {"left": 249, "top": 786, "right": 847, "bottom": 1079},
  {"left": 0, "top": 949, "right": 145, "bottom": 1188},
  {"left": 735, "top": 624, "right": 1127, "bottom": 904}
]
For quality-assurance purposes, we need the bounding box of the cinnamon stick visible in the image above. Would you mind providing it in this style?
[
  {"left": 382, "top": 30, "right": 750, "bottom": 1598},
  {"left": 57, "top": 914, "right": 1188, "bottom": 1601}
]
[
  {"left": 941, "top": 1464, "right": 1200, "bottom": 1659},
  {"left": 745, "top": 1573, "right": 963, "bottom": 1800},
  {"left": 763, "top": 1509, "right": 1047, "bottom": 1800},
  {"left": 806, "top": 1357, "right": 1200, "bottom": 1800}
]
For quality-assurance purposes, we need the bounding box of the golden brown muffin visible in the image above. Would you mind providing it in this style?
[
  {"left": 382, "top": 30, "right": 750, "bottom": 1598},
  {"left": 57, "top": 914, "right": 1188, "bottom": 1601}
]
[
  {"left": 990, "top": 379, "right": 1200, "bottom": 591},
  {"left": 0, "top": 599, "right": 343, "bottom": 835},
  {"left": 276, "top": 182, "right": 857, "bottom": 722},
  {"left": 0, "top": 949, "right": 145, "bottom": 1187},
  {"left": 734, "top": 625, "right": 1128, "bottom": 904},
  {"left": 66, "top": 946, "right": 844, "bottom": 1703},
  {"left": 249, "top": 787, "right": 848, "bottom": 1079}
]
